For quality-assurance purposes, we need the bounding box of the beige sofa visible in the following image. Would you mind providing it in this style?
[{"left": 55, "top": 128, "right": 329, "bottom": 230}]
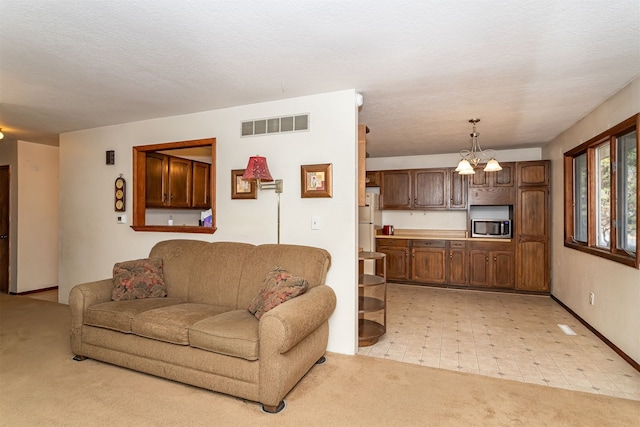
[{"left": 69, "top": 239, "right": 336, "bottom": 413}]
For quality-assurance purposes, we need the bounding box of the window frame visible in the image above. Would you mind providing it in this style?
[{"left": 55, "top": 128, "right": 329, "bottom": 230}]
[
  {"left": 131, "top": 138, "right": 217, "bottom": 234},
  {"left": 564, "top": 114, "right": 639, "bottom": 268}
]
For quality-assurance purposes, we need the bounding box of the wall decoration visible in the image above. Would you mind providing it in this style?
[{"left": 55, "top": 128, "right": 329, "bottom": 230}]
[
  {"left": 231, "top": 169, "right": 257, "bottom": 199},
  {"left": 114, "top": 174, "right": 126, "bottom": 212},
  {"left": 301, "top": 163, "right": 332, "bottom": 198}
]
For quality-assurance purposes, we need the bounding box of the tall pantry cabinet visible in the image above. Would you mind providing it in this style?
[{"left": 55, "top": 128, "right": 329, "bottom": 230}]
[{"left": 515, "top": 160, "right": 551, "bottom": 292}]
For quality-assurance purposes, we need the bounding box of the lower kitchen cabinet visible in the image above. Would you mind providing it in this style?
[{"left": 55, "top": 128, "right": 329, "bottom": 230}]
[
  {"left": 411, "top": 240, "right": 447, "bottom": 284},
  {"left": 376, "top": 239, "right": 410, "bottom": 281},
  {"left": 447, "top": 241, "right": 467, "bottom": 285},
  {"left": 469, "top": 241, "right": 515, "bottom": 289}
]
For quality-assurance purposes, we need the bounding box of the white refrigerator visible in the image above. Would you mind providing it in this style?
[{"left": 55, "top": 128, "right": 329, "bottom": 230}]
[{"left": 358, "top": 193, "right": 382, "bottom": 274}]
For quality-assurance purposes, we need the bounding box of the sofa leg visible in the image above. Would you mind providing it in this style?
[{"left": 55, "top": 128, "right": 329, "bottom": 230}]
[
  {"left": 261, "top": 400, "right": 286, "bottom": 414},
  {"left": 315, "top": 355, "right": 327, "bottom": 365},
  {"left": 72, "top": 355, "right": 87, "bottom": 361}
]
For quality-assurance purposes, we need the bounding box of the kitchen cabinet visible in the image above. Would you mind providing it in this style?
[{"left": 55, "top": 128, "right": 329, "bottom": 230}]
[
  {"left": 411, "top": 240, "right": 447, "bottom": 284},
  {"left": 191, "top": 161, "right": 210, "bottom": 209},
  {"left": 469, "top": 241, "right": 515, "bottom": 288},
  {"left": 145, "top": 152, "right": 211, "bottom": 209},
  {"left": 380, "top": 170, "right": 412, "bottom": 209},
  {"left": 358, "top": 251, "right": 387, "bottom": 347},
  {"left": 380, "top": 168, "right": 466, "bottom": 210},
  {"left": 468, "top": 162, "right": 516, "bottom": 205},
  {"left": 376, "top": 238, "right": 410, "bottom": 281},
  {"left": 447, "top": 241, "right": 467, "bottom": 285},
  {"left": 515, "top": 160, "right": 550, "bottom": 292},
  {"left": 366, "top": 171, "right": 381, "bottom": 187}
]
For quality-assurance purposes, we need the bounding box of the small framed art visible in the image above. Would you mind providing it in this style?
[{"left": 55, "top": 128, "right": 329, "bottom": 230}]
[
  {"left": 301, "top": 163, "right": 332, "bottom": 198},
  {"left": 231, "top": 169, "right": 257, "bottom": 199}
]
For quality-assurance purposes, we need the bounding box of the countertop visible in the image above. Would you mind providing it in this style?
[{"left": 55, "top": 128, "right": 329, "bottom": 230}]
[{"left": 375, "top": 229, "right": 512, "bottom": 243}]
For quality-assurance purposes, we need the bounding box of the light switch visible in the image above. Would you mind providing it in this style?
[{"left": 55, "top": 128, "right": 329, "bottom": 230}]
[
  {"left": 311, "top": 216, "right": 320, "bottom": 230},
  {"left": 117, "top": 214, "right": 127, "bottom": 224}
]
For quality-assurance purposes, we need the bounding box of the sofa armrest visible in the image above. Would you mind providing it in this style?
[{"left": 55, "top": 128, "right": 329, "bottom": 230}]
[
  {"left": 69, "top": 279, "right": 113, "bottom": 354},
  {"left": 259, "top": 284, "right": 336, "bottom": 354}
]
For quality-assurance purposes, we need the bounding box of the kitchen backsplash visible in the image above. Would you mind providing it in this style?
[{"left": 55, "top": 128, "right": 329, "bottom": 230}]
[{"left": 381, "top": 210, "right": 467, "bottom": 230}]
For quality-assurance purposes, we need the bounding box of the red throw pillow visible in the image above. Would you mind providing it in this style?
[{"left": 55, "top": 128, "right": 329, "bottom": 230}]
[{"left": 248, "top": 267, "right": 308, "bottom": 319}]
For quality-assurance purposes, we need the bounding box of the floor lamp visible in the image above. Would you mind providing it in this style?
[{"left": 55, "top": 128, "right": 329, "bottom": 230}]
[{"left": 242, "top": 155, "right": 284, "bottom": 244}]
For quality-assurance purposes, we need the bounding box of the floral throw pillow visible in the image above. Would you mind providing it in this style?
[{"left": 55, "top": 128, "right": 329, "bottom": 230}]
[
  {"left": 248, "top": 267, "right": 309, "bottom": 320},
  {"left": 111, "top": 257, "right": 168, "bottom": 301}
]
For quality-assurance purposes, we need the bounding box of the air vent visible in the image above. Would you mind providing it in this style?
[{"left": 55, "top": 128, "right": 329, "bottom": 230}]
[{"left": 241, "top": 113, "right": 309, "bottom": 137}]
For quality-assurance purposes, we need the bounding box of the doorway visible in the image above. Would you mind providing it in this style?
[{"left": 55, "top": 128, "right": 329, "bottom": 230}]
[{"left": 0, "top": 165, "right": 9, "bottom": 293}]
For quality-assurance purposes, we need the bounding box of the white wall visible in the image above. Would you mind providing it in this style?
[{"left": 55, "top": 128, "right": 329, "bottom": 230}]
[
  {"left": 366, "top": 148, "right": 542, "bottom": 231},
  {"left": 543, "top": 77, "right": 640, "bottom": 363},
  {"left": 17, "top": 141, "right": 60, "bottom": 292},
  {"left": 0, "top": 140, "right": 59, "bottom": 293},
  {"left": 59, "top": 90, "right": 359, "bottom": 355}
]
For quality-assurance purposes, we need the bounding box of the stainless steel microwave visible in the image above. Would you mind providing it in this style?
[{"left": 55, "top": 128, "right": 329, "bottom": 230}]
[{"left": 471, "top": 219, "right": 512, "bottom": 238}]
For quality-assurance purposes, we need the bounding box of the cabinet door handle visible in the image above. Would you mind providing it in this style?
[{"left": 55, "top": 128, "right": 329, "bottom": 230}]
[{"left": 494, "top": 257, "right": 497, "bottom": 262}]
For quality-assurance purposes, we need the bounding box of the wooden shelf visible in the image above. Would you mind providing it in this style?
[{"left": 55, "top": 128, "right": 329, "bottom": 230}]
[
  {"left": 358, "top": 251, "right": 386, "bottom": 347},
  {"left": 358, "top": 319, "right": 386, "bottom": 346},
  {"left": 359, "top": 296, "right": 385, "bottom": 314}
]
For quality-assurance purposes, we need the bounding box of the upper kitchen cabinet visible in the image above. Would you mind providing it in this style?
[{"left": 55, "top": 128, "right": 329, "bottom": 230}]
[
  {"left": 468, "top": 162, "right": 516, "bottom": 205},
  {"left": 145, "top": 152, "right": 211, "bottom": 209},
  {"left": 380, "top": 168, "right": 467, "bottom": 210},
  {"left": 191, "top": 161, "right": 210, "bottom": 209},
  {"left": 366, "top": 171, "right": 381, "bottom": 187}
]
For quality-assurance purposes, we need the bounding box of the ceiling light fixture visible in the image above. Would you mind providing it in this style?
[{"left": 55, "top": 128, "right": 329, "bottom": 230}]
[
  {"left": 455, "top": 119, "right": 501, "bottom": 175},
  {"left": 0, "top": 128, "right": 4, "bottom": 140}
]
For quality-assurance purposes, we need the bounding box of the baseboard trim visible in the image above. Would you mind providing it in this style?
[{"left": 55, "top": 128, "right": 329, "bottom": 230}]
[
  {"left": 551, "top": 294, "right": 639, "bottom": 373},
  {"left": 11, "top": 286, "right": 59, "bottom": 296}
]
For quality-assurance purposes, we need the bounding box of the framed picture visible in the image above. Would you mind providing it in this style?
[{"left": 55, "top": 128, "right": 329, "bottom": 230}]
[
  {"left": 301, "top": 163, "right": 333, "bottom": 198},
  {"left": 231, "top": 169, "right": 257, "bottom": 199}
]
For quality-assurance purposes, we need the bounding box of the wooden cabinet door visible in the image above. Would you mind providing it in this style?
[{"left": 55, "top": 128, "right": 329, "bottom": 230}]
[
  {"left": 492, "top": 250, "right": 515, "bottom": 288},
  {"left": 469, "top": 249, "right": 490, "bottom": 287},
  {"left": 412, "top": 247, "right": 447, "bottom": 284},
  {"left": 168, "top": 157, "right": 192, "bottom": 208},
  {"left": 380, "top": 170, "right": 412, "bottom": 209},
  {"left": 448, "top": 247, "right": 467, "bottom": 285},
  {"left": 449, "top": 169, "right": 467, "bottom": 209},
  {"left": 366, "top": 171, "right": 381, "bottom": 187},
  {"left": 515, "top": 160, "right": 550, "bottom": 292},
  {"left": 414, "top": 169, "right": 447, "bottom": 209},
  {"left": 494, "top": 163, "right": 515, "bottom": 187},
  {"left": 145, "top": 153, "right": 168, "bottom": 207},
  {"left": 377, "top": 246, "right": 410, "bottom": 280},
  {"left": 191, "top": 162, "right": 210, "bottom": 208}
]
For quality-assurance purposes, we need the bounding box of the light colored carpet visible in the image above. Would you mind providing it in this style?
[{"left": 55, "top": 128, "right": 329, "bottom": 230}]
[{"left": 1, "top": 294, "right": 638, "bottom": 426}]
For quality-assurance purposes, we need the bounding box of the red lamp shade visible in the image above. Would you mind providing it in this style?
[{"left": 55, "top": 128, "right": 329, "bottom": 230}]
[{"left": 242, "top": 156, "right": 274, "bottom": 182}]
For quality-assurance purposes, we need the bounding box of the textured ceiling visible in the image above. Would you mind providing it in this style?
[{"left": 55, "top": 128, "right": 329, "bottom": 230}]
[{"left": 0, "top": 0, "right": 638, "bottom": 157}]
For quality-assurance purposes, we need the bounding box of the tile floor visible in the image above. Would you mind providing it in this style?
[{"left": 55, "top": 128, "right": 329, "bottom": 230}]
[{"left": 358, "top": 283, "right": 640, "bottom": 401}]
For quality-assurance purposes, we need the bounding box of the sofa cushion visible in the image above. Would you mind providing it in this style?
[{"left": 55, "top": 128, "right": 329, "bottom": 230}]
[
  {"left": 247, "top": 267, "right": 308, "bottom": 320},
  {"left": 112, "top": 257, "right": 168, "bottom": 301},
  {"left": 189, "top": 310, "right": 260, "bottom": 361},
  {"left": 131, "top": 303, "right": 231, "bottom": 345},
  {"left": 84, "top": 298, "right": 184, "bottom": 333}
]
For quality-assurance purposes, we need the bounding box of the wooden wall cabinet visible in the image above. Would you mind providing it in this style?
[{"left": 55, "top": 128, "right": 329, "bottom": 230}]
[
  {"left": 366, "top": 171, "right": 381, "bottom": 187},
  {"left": 411, "top": 240, "right": 447, "bottom": 284},
  {"left": 145, "top": 152, "right": 211, "bottom": 209},
  {"left": 515, "top": 160, "right": 550, "bottom": 292},
  {"left": 380, "top": 168, "right": 466, "bottom": 210},
  {"left": 376, "top": 239, "right": 410, "bottom": 281},
  {"left": 468, "top": 162, "right": 516, "bottom": 205},
  {"left": 469, "top": 241, "right": 515, "bottom": 288}
]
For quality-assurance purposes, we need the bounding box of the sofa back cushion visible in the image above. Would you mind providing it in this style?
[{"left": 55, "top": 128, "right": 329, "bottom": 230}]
[
  {"left": 187, "top": 242, "right": 254, "bottom": 306},
  {"left": 149, "top": 240, "right": 208, "bottom": 301},
  {"left": 236, "top": 244, "right": 331, "bottom": 310}
]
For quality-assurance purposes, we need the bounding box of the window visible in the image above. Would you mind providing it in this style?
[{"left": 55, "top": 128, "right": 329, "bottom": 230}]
[
  {"left": 564, "top": 114, "right": 639, "bottom": 268},
  {"left": 132, "top": 138, "right": 217, "bottom": 234}
]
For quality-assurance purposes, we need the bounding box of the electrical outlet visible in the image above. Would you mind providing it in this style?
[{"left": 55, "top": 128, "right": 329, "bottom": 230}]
[{"left": 589, "top": 292, "right": 595, "bottom": 305}]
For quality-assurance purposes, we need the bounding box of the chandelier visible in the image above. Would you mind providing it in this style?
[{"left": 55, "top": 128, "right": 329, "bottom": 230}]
[{"left": 455, "top": 118, "right": 501, "bottom": 175}]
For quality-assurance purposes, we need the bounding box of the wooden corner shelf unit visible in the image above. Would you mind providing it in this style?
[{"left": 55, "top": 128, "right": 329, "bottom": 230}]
[{"left": 358, "top": 251, "right": 387, "bottom": 347}]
